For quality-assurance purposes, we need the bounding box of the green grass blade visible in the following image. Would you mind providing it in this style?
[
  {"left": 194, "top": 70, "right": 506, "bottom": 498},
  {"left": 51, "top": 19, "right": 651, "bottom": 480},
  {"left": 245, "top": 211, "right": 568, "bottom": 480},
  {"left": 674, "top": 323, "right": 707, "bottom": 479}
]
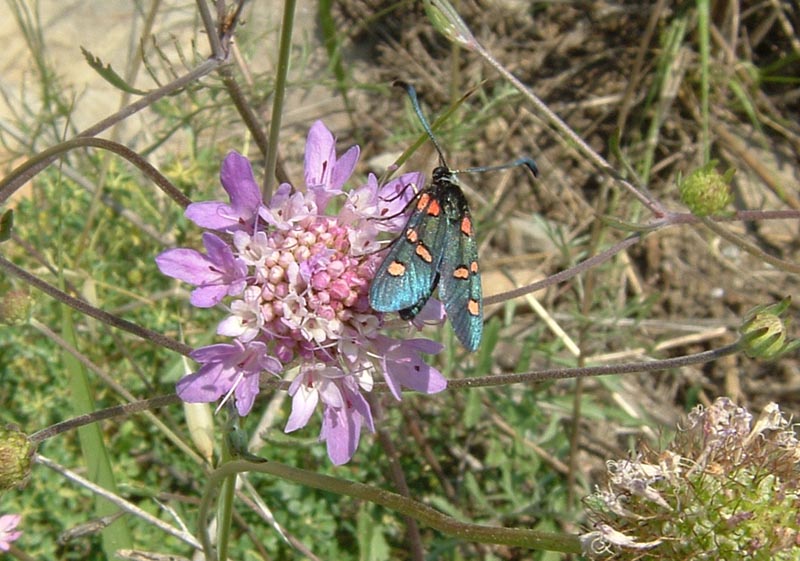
[
  {"left": 697, "top": 0, "right": 711, "bottom": 162},
  {"left": 61, "top": 307, "right": 133, "bottom": 554}
]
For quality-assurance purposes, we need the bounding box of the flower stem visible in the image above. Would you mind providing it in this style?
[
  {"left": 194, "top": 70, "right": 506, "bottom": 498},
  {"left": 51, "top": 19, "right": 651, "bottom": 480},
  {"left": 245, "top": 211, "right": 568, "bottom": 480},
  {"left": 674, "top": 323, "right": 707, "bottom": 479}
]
[
  {"left": 263, "top": 0, "right": 297, "bottom": 199},
  {"left": 0, "top": 255, "right": 192, "bottom": 357},
  {"left": 215, "top": 433, "right": 237, "bottom": 561},
  {"left": 197, "top": 460, "right": 583, "bottom": 555},
  {"left": 448, "top": 343, "right": 742, "bottom": 389}
]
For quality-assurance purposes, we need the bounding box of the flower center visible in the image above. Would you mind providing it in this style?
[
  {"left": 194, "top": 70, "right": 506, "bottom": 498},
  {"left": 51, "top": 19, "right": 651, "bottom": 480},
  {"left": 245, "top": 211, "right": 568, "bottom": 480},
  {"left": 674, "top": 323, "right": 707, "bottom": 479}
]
[{"left": 233, "top": 215, "right": 378, "bottom": 363}]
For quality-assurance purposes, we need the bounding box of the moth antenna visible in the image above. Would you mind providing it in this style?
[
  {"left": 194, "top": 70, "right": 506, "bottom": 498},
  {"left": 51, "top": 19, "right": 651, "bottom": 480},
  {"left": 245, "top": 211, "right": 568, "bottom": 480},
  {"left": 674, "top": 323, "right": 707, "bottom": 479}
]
[
  {"left": 457, "top": 157, "right": 539, "bottom": 178},
  {"left": 394, "top": 80, "right": 449, "bottom": 169}
]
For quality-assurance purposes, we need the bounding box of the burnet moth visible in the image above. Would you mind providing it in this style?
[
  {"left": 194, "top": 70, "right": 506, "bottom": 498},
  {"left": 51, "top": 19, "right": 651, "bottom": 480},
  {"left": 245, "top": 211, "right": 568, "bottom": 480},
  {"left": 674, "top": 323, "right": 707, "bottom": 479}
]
[{"left": 369, "top": 82, "right": 538, "bottom": 351}]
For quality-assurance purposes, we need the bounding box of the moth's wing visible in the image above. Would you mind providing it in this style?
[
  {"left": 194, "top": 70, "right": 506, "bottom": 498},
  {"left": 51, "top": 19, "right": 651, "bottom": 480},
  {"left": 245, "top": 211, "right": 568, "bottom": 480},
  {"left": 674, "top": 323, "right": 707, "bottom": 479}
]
[
  {"left": 437, "top": 206, "right": 483, "bottom": 351},
  {"left": 369, "top": 190, "right": 447, "bottom": 314}
]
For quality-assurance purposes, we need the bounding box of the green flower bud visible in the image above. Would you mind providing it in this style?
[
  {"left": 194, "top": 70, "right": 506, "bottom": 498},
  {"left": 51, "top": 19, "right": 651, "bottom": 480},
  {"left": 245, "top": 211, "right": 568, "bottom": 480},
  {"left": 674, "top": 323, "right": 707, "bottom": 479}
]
[
  {"left": 423, "top": 0, "right": 477, "bottom": 50},
  {"left": 678, "top": 160, "right": 734, "bottom": 216},
  {"left": 0, "top": 290, "right": 31, "bottom": 325},
  {"left": 739, "top": 297, "right": 800, "bottom": 360},
  {"left": 0, "top": 426, "right": 33, "bottom": 491}
]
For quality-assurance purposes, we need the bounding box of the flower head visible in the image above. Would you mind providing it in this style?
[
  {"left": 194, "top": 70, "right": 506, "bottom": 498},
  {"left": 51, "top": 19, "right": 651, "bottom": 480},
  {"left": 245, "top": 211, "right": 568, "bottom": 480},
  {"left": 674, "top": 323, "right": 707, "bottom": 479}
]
[
  {"left": 582, "top": 397, "right": 800, "bottom": 560},
  {"left": 0, "top": 514, "right": 22, "bottom": 552},
  {"left": 157, "top": 121, "right": 446, "bottom": 464}
]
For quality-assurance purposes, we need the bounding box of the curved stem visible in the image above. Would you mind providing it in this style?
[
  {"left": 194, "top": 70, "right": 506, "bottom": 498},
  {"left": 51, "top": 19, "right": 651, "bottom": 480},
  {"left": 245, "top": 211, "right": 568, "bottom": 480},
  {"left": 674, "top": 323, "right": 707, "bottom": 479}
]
[
  {"left": 486, "top": 207, "right": 800, "bottom": 307},
  {"left": 0, "top": 56, "right": 224, "bottom": 203},
  {"left": 699, "top": 216, "right": 800, "bottom": 275},
  {"left": 0, "top": 136, "right": 191, "bottom": 208},
  {"left": 27, "top": 342, "right": 737, "bottom": 443},
  {"left": 197, "top": 460, "right": 583, "bottom": 556},
  {"left": 0, "top": 255, "right": 192, "bottom": 357},
  {"left": 485, "top": 233, "right": 642, "bottom": 305}
]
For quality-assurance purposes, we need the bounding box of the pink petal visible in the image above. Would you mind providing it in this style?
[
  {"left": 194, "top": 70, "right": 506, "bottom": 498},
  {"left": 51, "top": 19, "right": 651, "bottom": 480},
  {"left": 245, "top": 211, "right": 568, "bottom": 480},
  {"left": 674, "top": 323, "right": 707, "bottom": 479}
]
[
  {"left": 185, "top": 201, "right": 238, "bottom": 230},
  {"left": 220, "top": 151, "right": 263, "bottom": 215},
  {"left": 155, "top": 249, "right": 218, "bottom": 284},
  {"left": 331, "top": 145, "right": 360, "bottom": 189},
  {"left": 285, "top": 382, "right": 319, "bottom": 432}
]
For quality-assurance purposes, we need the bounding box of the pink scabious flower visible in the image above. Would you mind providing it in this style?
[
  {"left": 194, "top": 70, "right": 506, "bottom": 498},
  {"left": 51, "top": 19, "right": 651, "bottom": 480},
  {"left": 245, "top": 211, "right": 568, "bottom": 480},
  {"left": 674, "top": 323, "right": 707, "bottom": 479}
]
[
  {"left": 0, "top": 514, "right": 22, "bottom": 551},
  {"left": 157, "top": 121, "right": 447, "bottom": 464}
]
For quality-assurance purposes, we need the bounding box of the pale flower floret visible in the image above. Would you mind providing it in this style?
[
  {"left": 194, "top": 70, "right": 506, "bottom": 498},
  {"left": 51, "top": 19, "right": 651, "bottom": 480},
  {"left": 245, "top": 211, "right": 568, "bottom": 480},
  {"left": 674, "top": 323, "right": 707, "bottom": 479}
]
[
  {"left": 581, "top": 524, "right": 662, "bottom": 556},
  {"left": 0, "top": 514, "right": 22, "bottom": 552}
]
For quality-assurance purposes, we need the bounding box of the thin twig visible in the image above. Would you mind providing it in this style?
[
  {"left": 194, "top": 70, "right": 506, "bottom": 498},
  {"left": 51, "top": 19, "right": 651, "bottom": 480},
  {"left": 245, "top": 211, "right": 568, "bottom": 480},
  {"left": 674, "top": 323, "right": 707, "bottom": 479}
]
[
  {"left": 0, "top": 56, "right": 225, "bottom": 201},
  {"left": 35, "top": 453, "right": 202, "bottom": 550},
  {"left": 0, "top": 255, "right": 192, "bottom": 357},
  {"left": 447, "top": 343, "right": 741, "bottom": 390}
]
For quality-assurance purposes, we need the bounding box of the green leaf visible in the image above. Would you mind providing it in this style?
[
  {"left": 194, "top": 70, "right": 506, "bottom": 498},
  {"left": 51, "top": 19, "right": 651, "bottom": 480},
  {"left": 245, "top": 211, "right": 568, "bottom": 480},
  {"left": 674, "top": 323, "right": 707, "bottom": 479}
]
[
  {"left": 0, "top": 209, "right": 13, "bottom": 242},
  {"left": 80, "top": 47, "right": 149, "bottom": 95},
  {"left": 357, "top": 505, "right": 389, "bottom": 561},
  {"left": 464, "top": 390, "right": 482, "bottom": 429},
  {"left": 62, "top": 305, "right": 133, "bottom": 554}
]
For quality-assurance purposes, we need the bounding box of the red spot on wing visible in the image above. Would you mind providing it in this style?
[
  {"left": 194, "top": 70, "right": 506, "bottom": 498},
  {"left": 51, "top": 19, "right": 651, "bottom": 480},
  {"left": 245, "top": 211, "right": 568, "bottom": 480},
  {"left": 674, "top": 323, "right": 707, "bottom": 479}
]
[
  {"left": 387, "top": 261, "right": 406, "bottom": 277},
  {"left": 426, "top": 198, "right": 442, "bottom": 217},
  {"left": 415, "top": 243, "right": 433, "bottom": 263},
  {"left": 416, "top": 193, "right": 431, "bottom": 211},
  {"left": 460, "top": 216, "right": 473, "bottom": 236},
  {"left": 453, "top": 266, "right": 470, "bottom": 280}
]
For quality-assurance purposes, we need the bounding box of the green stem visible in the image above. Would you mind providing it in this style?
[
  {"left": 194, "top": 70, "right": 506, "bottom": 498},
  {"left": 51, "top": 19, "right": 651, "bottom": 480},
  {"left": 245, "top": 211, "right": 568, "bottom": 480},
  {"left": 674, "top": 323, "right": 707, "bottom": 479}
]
[
  {"left": 198, "top": 460, "right": 582, "bottom": 554},
  {"left": 215, "top": 435, "right": 237, "bottom": 561},
  {"left": 263, "top": 0, "right": 297, "bottom": 199},
  {"left": 697, "top": 0, "right": 711, "bottom": 162}
]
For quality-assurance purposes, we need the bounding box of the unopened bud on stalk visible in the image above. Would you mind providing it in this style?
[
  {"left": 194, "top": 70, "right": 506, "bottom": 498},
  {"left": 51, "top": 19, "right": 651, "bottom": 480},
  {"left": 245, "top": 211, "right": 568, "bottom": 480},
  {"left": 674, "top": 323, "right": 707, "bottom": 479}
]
[
  {"left": 0, "top": 426, "right": 33, "bottom": 491},
  {"left": 423, "top": 0, "right": 477, "bottom": 50},
  {"left": 678, "top": 160, "right": 734, "bottom": 216},
  {"left": 739, "top": 297, "right": 800, "bottom": 360}
]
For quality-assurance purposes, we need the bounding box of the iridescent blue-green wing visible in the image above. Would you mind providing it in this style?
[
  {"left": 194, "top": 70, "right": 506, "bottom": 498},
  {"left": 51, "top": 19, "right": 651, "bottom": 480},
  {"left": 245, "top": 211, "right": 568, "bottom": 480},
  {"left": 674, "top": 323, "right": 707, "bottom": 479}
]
[
  {"left": 369, "top": 190, "right": 447, "bottom": 315},
  {"left": 437, "top": 205, "right": 483, "bottom": 351}
]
